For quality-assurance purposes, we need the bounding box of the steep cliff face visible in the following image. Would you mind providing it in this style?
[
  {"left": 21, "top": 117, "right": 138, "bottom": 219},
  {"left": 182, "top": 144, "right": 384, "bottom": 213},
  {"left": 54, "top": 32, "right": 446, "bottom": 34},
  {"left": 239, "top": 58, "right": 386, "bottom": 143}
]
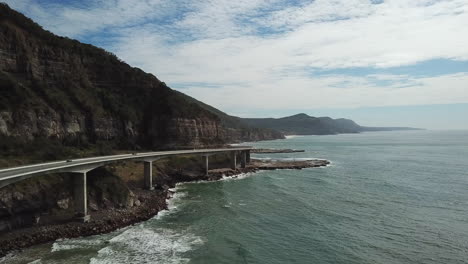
[
  {"left": 154, "top": 118, "right": 224, "bottom": 148},
  {"left": 0, "top": 4, "right": 283, "bottom": 152},
  {"left": 0, "top": 110, "right": 125, "bottom": 140}
]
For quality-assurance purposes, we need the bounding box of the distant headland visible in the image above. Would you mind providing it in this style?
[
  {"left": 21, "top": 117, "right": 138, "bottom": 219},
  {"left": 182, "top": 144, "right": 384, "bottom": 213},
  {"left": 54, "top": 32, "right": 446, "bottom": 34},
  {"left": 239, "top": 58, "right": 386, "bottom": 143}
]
[{"left": 241, "top": 113, "right": 422, "bottom": 136}]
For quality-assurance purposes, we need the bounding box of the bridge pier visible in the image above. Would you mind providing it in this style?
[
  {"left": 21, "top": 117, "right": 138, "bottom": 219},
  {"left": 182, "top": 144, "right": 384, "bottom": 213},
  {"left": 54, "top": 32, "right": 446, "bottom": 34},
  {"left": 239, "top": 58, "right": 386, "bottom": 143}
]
[
  {"left": 144, "top": 161, "right": 154, "bottom": 190},
  {"left": 1, "top": 148, "right": 255, "bottom": 225},
  {"left": 230, "top": 152, "right": 237, "bottom": 170},
  {"left": 203, "top": 155, "right": 209, "bottom": 176},
  {"left": 73, "top": 172, "right": 90, "bottom": 223},
  {"left": 241, "top": 151, "right": 247, "bottom": 168}
]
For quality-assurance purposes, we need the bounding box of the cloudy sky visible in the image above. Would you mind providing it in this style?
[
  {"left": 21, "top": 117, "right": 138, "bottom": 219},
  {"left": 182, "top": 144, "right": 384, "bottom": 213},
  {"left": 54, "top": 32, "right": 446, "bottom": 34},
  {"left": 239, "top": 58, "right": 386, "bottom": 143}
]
[{"left": 4, "top": 0, "right": 468, "bottom": 129}]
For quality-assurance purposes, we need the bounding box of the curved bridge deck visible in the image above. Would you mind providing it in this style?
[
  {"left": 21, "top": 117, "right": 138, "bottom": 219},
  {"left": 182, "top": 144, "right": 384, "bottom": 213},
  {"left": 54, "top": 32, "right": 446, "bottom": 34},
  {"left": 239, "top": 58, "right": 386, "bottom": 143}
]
[{"left": 0, "top": 147, "right": 252, "bottom": 222}]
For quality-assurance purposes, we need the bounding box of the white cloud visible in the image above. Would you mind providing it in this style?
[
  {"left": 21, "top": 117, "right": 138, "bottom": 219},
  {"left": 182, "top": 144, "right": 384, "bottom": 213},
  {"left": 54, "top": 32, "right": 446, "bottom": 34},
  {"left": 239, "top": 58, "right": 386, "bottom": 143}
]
[
  {"left": 178, "top": 72, "right": 468, "bottom": 115},
  {"left": 3, "top": 0, "right": 468, "bottom": 115},
  {"left": 3, "top": 0, "right": 181, "bottom": 36}
]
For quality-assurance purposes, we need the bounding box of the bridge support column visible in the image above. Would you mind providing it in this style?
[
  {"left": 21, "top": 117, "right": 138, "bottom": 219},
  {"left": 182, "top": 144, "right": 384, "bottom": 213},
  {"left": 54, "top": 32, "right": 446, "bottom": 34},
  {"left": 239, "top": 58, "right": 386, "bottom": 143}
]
[
  {"left": 203, "top": 155, "right": 209, "bottom": 176},
  {"left": 246, "top": 150, "right": 251, "bottom": 164},
  {"left": 74, "top": 172, "right": 90, "bottom": 223},
  {"left": 144, "top": 161, "right": 154, "bottom": 190},
  {"left": 230, "top": 152, "right": 237, "bottom": 170},
  {"left": 241, "top": 151, "right": 247, "bottom": 168}
]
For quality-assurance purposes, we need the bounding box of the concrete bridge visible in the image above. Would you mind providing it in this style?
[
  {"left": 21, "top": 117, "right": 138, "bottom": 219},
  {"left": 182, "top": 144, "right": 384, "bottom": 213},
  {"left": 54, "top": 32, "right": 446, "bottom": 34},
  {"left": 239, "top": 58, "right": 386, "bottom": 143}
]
[{"left": 0, "top": 147, "right": 252, "bottom": 222}]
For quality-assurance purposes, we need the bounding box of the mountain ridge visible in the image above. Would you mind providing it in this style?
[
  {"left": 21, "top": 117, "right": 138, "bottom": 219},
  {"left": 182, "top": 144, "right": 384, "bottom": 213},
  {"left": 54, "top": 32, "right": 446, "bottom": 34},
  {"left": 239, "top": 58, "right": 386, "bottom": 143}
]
[{"left": 241, "top": 113, "right": 422, "bottom": 135}]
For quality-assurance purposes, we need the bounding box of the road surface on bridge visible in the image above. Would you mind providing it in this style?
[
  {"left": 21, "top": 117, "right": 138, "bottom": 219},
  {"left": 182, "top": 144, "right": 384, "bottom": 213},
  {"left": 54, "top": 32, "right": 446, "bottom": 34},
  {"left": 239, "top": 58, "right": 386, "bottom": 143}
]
[{"left": 0, "top": 147, "right": 252, "bottom": 188}]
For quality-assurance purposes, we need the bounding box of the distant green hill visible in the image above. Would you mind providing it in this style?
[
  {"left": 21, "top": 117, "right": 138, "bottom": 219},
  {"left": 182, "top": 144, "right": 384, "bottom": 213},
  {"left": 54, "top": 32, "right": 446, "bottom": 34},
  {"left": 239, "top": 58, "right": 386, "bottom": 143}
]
[{"left": 241, "top": 113, "right": 421, "bottom": 135}]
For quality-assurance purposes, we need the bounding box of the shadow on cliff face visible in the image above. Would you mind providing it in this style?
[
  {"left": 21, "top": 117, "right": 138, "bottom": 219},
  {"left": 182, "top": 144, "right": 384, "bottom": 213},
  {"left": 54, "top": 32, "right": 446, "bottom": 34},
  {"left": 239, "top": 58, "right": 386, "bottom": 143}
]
[
  {"left": 0, "top": 168, "right": 132, "bottom": 233},
  {"left": 0, "top": 173, "right": 73, "bottom": 232}
]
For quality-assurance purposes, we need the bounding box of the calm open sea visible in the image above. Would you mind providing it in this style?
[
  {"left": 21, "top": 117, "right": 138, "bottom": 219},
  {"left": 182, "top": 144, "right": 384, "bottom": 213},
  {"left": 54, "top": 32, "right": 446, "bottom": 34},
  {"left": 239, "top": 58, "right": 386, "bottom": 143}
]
[{"left": 2, "top": 130, "right": 468, "bottom": 264}]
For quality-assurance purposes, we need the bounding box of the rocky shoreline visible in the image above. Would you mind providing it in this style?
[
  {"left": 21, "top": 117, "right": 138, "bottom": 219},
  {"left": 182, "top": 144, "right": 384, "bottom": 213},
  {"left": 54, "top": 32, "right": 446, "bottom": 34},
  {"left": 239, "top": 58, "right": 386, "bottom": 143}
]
[{"left": 0, "top": 158, "right": 329, "bottom": 257}]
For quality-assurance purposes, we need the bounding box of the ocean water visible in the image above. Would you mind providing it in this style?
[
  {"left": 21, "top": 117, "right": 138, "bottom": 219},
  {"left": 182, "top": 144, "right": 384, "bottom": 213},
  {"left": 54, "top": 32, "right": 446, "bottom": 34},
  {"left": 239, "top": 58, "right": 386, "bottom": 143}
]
[{"left": 2, "top": 130, "right": 468, "bottom": 264}]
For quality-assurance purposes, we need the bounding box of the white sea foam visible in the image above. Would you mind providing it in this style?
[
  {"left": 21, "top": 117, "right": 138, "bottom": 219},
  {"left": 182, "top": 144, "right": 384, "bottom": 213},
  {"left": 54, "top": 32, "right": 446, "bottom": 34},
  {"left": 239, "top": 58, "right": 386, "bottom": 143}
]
[
  {"left": 89, "top": 226, "right": 203, "bottom": 264},
  {"left": 51, "top": 243, "right": 80, "bottom": 252},
  {"left": 0, "top": 254, "right": 21, "bottom": 264},
  {"left": 51, "top": 238, "right": 106, "bottom": 252},
  {"left": 323, "top": 160, "right": 334, "bottom": 167},
  {"left": 0, "top": 254, "right": 12, "bottom": 263},
  {"left": 155, "top": 171, "right": 257, "bottom": 221},
  {"left": 220, "top": 172, "right": 256, "bottom": 181},
  {"left": 154, "top": 171, "right": 257, "bottom": 221},
  {"left": 155, "top": 188, "right": 187, "bottom": 220},
  {"left": 172, "top": 172, "right": 257, "bottom": 186},
  {"left": 0, "top": 252, "right": 42, "bottom": 264}
]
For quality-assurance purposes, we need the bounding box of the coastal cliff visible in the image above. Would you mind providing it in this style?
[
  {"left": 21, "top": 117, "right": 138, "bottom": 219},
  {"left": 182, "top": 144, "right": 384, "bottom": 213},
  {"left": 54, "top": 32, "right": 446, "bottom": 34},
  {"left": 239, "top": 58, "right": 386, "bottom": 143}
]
[{"left": 0, "top": 3, "right": 283, "bottom": 155}]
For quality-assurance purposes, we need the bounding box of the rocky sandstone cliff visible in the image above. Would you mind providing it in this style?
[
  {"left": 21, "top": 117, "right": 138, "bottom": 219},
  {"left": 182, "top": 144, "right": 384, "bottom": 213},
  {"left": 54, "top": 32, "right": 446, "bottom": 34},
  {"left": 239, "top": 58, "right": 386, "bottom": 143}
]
[{"left": 0, "top": 4, "right": 283, "bottom": 151}]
